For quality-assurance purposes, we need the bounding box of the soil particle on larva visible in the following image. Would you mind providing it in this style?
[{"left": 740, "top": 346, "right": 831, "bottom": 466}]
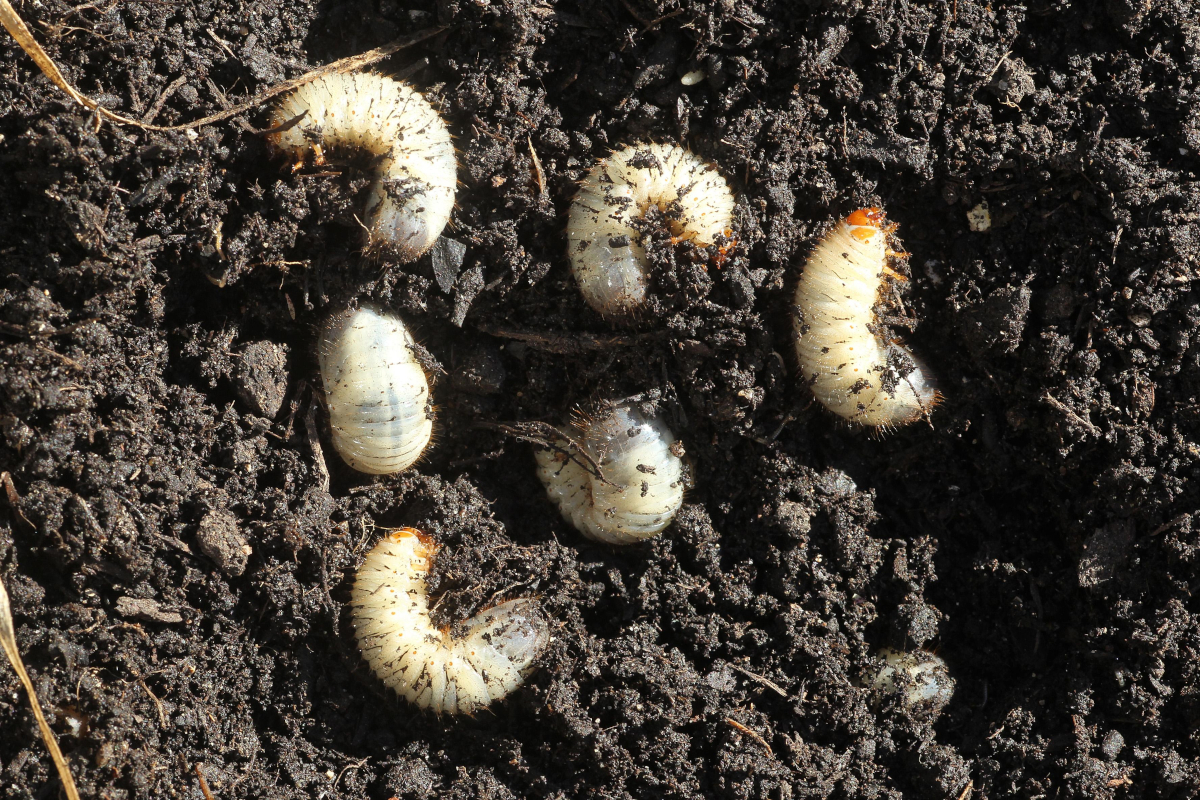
[{"left": 3, "top": 1, "right": 1200, "bottom": 799}]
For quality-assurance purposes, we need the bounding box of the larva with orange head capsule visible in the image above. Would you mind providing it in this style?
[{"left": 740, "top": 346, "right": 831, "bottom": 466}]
[
  {"left": 793, "top": 208, "right": 939, "bottom": 428},
  {"left": 318, "top": 306, "right": 433, "bottom": 474},
  {"left": 267, "top": 73, "right": 456, "bottom": 261},
  {"left": 351, "top": 528, "right": 549, "bottom": 714},
  {"left": 567, "top": 143, "right": 734, "bottom": 319},
  {"left": 534, "top": 403, "right": 685, "bottom": 544}
]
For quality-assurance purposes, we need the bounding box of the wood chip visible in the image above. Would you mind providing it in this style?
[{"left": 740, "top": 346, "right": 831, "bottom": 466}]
[{"left": 115, "top": 596, "right": 183, "bottom": 624}]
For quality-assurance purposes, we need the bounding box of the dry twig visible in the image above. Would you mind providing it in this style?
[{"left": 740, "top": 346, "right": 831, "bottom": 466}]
[
  {"left": 304, "top": 397, "right": 330, "bottom": 492},
  {"left": 195, "top": 764, "right": 217, "bottom": 800},
  {"left": 731, "top": 664, "right": 789, "bottom": 698},
  {"left": 474, "top": 420, "right": 611, "bottom": 485},
  {"left": 476, "top": 324, "right": 666, "bottom": 355},
  {"left": 0, "top": 0, "right": 443, "bottom": 132},
  {"left": 723, "top": 717, "right": 772, "bottom": 757}
]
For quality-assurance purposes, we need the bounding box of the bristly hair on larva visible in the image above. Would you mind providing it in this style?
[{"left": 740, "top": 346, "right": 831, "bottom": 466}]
[
  {"left": 318, "top": 306, "right": 434, "bottom": 475},
  {"left": 351, "top": 528, "right": 550, "bottom": 715},
  {"left": 567, "top": 143, "right": 735, "bottom": 320},
  {"left": 267, "top": 72, "right": 456, "bottom": 262},
  {"left": 793, "top": 207, "right": 940, "bottom": 429},
  {"left": 534, "top": 402, "right": 686, "bottom": 544}
]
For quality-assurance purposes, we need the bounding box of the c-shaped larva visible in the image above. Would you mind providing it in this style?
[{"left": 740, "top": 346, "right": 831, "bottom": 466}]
[
  {"left": 793, "top": 208, "right": 939, "bottom": 428},
  {"left": 318, "top": 306, "right": 433, "bottom": 475},
  {"left": 268, "top": 72, "right": 456, "bottom": 261},
  {"left": 534, "top": 403, "right": 685, "bottom": 544},
  {"left": 567, "top": 143, "right": 735, "bottom": 319},
  {"left": 351, "top": 528, "right": 549, "bottom": 714}
]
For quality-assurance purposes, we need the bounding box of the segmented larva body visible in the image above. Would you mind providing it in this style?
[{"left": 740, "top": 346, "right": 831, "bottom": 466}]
[
  {"left": 567, "top": 143, "right": 734, "bottom": 319},
  {"left": 793, "top": 208, "right": 938, "bottom": 428},
  {"left": 351, "top": 528, "right": 549, "bottom": 714},
  {"left": 318, "top": 306, "right": 433, "bottom": 475},
  {"left": 267, "top": 73, "right": 456, "bottom": 261},
  {"left": 871, "top": 648, "right": 954, "bottom": 714},
  {"left": 534, "top": 404, "right": 685, "bottom": 544}
]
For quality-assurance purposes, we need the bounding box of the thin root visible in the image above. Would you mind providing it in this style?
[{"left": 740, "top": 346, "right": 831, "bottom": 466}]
[{"left": 0, "top": 0, "right": 444, "bottom": 133}]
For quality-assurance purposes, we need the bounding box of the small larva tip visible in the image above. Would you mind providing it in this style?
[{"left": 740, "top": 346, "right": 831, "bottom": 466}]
[
  {"left": 267, "top": 72, "right": 456, "bottom": 261},
  {"left": 567, "top": 143, "right": 735, "bottom": 320},
  {"left": 871, "top": 647, "right": 954, "bottom": 715},
  {"left": 351, "top": 529, "right": 549, "bottom": 715},
  {"left": 317, "top": 306, "right": 433, "bottom": 475},
  {"left": 534, "top": 403, "right": 685, "bottom": 544},
  {"left": 793, "top": 208, "right": 939, "bottom": 428}
]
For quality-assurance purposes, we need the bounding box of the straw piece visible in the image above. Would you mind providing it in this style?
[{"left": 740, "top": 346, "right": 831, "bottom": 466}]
[{"left": 0, "top": 576, "right": 82, "bottom": 800}]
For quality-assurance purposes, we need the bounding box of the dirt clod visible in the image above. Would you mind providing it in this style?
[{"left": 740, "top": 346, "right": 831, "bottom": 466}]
[
  {"left": 234, "top": 341, "right": 290, "bottom": 418},
  {"left": 195, "top": 509, "right": 251, "bottom": 577}
]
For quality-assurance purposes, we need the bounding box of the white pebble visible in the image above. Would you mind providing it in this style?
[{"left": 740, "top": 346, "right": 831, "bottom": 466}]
[
  {"left": 793, "top": 208, "right": 939, "bottom": 428},
  {"left": 268, "top": 73, "right": 456, "bottom": 261},
  {"left": 567, "top": 143, "right": 734, "bottom": 319},
  {"left": 317, "top": 306, "right": 433, "bottom": 474},
  {"left": 352, "top": 528, "right": 549, "bottom": 714},
  {"left": 535, "top": 403, "right": 684, "bottom": 544}
]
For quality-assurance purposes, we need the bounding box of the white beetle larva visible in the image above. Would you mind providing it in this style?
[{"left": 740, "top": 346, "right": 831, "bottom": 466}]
[
  {"left": 318, "top": 306, "right": 433, "bottom": 475},
  {"left": 567, "top": 143, "right": 735, "bottom": 319},
  {"left": 793, "top": 207, "right": 939, "bottom": 428},
  {"left": 268, "top": 73, "right": 456, "bottom": 261},
  {"left": 871, "top": 647, "right": 954, "bottom": 714},
  {"left": 351, "top": 528, "right": 550, "bottom": 714},
  {"left": 534, "top": 403, "right": 685, "bottom": 544}
]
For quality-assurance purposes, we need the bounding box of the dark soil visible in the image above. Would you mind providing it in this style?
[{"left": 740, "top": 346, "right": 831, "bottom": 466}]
[{"left": 2, "top": 1, "right": 1200, "bottom": 798}]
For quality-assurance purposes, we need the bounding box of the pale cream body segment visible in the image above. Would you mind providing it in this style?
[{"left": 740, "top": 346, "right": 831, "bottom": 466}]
[
  {"left": 793, "top": 208, "right": 937, "bottom": 428},
  {"left": 567, "top": 143, "right": 734, "bottom": 319},
  {"left": 268, "top": 73, "right": 456, "bottom": 260},
  {"left": 318, "top": 306, "right": 433, "bottom": 474},
  {"left": 351, "top": 529, "right": 549, "bottom": 715}
]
